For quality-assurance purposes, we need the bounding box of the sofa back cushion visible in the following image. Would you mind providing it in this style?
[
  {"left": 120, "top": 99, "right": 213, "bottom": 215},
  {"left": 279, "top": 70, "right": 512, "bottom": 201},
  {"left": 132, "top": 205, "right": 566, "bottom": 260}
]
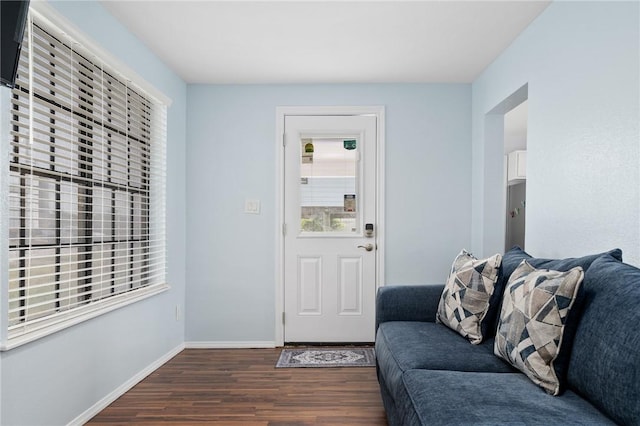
[
  {"left": 567, "top": 254, "right": 640, "bottom": 425},
  {"left": 527, "top": 248, "right": 623, "bottom": 272},
  {"left": 484, "top": 247, "right": 624, "bottom": 340},
  {"left": 482, "top": 246, "right": 532, "bottom": 339}
]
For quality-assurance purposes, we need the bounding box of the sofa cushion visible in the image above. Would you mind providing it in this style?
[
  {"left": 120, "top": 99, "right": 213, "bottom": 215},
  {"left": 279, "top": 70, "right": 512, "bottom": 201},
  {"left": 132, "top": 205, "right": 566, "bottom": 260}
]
[
  {"left": 500, "top": 246, "right": 533, "bottom": 281},
  {"left": 485, "top": 247, "right": 624, "bottom": 341},
  {"left": 499, "top": 247, "right": 622, "bottom": 281},
  {"left": 376, "top": 321, "right": 514, "bottom": 406},
  {"left": 400, "top": 369, "right": 615, "bottom": 425},
  {"left": 494, "top": 261, "right": 584, "bottom": 395},
  {"left": 527, "top": 248, "right": 623, "bottom": 270},
  {"left": 436, "top": 250, "right": 502, "bottom": 344},
  {"left": 567, "top": 254, "right": 640, "bottom": 425},
  {"left": 485, "top": 246, "right": 533, "bottom": 339}
]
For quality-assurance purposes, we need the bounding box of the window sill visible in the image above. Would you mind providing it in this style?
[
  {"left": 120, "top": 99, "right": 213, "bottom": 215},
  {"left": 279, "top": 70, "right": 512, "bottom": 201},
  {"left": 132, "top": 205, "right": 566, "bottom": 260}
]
[{"left": 1, "top": 284, "right": 170, "bottom": 351}]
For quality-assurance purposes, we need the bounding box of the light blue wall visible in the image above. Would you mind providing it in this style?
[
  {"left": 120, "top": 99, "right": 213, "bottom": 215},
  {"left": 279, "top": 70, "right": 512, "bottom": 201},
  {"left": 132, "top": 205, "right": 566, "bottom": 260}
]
[
  {"left": 8, "top": 0, "right": 638, "bottom": 421},
  {"left": 471, "top": 1, "right": 640, "bottom": 265},
  {"left": 0, "top": 2, "right": 187, "bottom": 425},
  {"left": 185, "top": 84, "right": 471, "bottom": 342}
]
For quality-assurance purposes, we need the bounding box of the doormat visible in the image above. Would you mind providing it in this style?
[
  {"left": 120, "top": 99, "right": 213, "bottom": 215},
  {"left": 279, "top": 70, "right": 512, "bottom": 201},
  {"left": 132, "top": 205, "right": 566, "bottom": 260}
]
[{"left": 276, "top": 348, "right": 376, "bottom": 368}]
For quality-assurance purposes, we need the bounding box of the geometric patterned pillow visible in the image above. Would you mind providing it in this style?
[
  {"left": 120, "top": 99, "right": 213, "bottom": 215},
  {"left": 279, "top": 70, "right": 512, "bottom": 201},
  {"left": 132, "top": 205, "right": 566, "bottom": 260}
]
[
  {"left": 436, "top": 250, "right": 502, "bottom": 344},
  {"left": 494, "top": 260, "right": 584, "bottom": 395}
]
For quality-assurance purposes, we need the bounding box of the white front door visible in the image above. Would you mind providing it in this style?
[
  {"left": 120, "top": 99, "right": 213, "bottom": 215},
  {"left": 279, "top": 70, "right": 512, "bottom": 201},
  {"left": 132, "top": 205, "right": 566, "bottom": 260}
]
[{"left": 283, "top": 114, "right": 378, "bottom": 342}]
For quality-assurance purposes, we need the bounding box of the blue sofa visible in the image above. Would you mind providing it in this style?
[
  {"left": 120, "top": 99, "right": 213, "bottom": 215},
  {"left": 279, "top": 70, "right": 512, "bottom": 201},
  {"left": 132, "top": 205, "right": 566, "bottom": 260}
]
[{"left": 375, "top": 248, "right": 640, "bottom": 425}]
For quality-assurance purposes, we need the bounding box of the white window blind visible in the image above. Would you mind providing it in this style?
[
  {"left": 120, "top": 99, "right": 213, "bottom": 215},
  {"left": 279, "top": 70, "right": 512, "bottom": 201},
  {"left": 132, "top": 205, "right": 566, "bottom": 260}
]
[{"left": 6, "top": 11, "right": 168, "bottom": 347}]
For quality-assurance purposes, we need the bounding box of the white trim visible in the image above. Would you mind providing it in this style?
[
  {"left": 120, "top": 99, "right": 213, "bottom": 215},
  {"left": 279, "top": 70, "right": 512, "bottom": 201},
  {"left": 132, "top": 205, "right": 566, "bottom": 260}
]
[
  {"left": 185, "top": 341, "right": 276, "bottom": 349},
  {"left": 1, "top": 87, "right": 11, "bottom": 347},
  {"left": 274, "top": 106, "right": 386, "bottom": 346},
  {"left": 29, "top": 2, "right": 172, "bottom": 107},
  {"left": 67, "top": 343, "right": 185, "bottom": 426},
  {"left": 0, "top": 87, "right": 8, "bottom": 424},
  {"left": 376, "top": 108, "right": 386, "bottom": 292}
]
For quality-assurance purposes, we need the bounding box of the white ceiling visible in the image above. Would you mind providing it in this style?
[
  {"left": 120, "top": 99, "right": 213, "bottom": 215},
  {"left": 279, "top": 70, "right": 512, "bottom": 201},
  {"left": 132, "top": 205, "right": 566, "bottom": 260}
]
[{"left": 101, "top": 1, "right": 550, "bottom": 84}]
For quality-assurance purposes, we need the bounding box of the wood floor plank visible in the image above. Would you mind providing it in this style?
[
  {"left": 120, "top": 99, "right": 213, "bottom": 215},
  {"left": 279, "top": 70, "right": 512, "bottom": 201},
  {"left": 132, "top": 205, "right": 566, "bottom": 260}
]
[{"left": 88, "top": 348, "right": 388, "bottom": 425}]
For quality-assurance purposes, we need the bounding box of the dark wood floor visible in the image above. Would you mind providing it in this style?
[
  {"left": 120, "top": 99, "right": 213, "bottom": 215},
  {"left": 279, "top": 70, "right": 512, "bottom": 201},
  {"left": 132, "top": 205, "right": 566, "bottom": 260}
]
[{"left": 88, "top": 348, "right": 388, "bottom": 425}]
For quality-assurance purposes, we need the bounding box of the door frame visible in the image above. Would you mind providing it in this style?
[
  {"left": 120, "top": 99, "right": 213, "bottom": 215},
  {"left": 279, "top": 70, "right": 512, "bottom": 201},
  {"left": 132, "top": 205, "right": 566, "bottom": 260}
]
[{"left": 275, "top": 106, "right": 385, "bottom": 346}]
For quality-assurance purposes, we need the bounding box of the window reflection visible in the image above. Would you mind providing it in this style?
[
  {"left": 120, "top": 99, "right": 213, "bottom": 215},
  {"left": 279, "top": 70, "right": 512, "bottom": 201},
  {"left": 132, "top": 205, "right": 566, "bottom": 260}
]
[{"left": 299, "top": 137, "right": 359, "bottom": 234}]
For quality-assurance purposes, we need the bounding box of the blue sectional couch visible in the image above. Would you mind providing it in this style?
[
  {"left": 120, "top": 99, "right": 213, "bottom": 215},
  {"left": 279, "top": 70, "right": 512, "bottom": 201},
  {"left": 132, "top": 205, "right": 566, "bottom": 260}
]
[{"left": 375, "top": 248, "right": 640, "bottom": 425}]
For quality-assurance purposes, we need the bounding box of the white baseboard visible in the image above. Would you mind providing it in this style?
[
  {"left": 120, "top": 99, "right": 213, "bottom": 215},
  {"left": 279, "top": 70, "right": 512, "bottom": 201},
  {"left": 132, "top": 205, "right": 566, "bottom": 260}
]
[
  {"left": 67, "top": 343, "right": 185, "bottom": 426},
  {"left": 185, "top": 341, "right": 276, "bottom": 349}
]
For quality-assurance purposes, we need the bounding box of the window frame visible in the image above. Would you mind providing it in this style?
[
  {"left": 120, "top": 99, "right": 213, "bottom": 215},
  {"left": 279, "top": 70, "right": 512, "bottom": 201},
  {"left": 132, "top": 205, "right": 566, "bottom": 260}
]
[{"left": 0, "top": 4, "right": 171, "bottom": 350}]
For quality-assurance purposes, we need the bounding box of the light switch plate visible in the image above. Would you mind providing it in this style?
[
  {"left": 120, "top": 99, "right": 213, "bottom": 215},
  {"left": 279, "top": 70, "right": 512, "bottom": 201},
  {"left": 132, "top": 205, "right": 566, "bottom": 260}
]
[{"left": 244, "top": 199, "right": 260, "bottom": 214}]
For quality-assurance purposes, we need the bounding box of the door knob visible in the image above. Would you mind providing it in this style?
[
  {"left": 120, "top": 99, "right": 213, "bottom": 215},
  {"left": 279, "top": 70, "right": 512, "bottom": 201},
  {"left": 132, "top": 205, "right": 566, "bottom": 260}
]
[{"left": 357, "top": 243, "right": 374, "bottom": 252}]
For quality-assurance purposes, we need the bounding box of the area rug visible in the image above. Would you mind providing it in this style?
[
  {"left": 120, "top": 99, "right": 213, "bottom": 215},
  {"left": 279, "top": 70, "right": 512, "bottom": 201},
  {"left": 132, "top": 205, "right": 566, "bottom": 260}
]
[{"left": 276, "top": 347, "right": 376, "bottom": 368}]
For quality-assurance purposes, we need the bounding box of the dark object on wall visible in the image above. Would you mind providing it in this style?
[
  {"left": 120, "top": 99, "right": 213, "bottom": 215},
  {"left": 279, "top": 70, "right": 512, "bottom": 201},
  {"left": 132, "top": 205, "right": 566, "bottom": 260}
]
[{"left": 1, "top": 0, "right": 30, "bottom": 88}]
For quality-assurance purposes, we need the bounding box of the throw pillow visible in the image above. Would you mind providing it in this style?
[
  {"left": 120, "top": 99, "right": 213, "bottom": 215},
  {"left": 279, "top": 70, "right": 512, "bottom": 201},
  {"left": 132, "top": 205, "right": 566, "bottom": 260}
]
[
  {"left": 494, "top": 261, "right": 584, "bottom": 395},
  {"left": 436, "top": 250, "right": 502, "bottom": 344}
]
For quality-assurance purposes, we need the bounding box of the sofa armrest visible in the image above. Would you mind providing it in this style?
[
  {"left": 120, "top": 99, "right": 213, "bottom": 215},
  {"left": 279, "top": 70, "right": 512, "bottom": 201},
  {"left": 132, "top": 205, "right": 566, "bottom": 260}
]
[{"left": 375, "top": 284, "right": 445, "bottom": 330}]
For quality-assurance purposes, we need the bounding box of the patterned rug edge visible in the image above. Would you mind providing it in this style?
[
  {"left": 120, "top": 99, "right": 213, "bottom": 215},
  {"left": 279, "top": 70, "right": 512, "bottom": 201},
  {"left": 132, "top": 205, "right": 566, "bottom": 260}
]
[{"left": 276, "top": 347, "right": 376, "bottom": 368}]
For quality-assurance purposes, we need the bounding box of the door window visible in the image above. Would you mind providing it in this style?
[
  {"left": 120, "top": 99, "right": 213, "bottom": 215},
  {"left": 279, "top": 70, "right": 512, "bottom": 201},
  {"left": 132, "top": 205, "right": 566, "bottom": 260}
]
[{"left": 299, "top": 136, "right": 360, "bottom": 235}]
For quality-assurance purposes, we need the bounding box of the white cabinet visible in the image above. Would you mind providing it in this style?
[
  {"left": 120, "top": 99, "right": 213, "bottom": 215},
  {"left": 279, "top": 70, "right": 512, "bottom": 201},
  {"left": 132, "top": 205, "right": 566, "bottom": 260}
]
[{"left": 507, "top": 150, "right": 526, "bottom": 184}]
